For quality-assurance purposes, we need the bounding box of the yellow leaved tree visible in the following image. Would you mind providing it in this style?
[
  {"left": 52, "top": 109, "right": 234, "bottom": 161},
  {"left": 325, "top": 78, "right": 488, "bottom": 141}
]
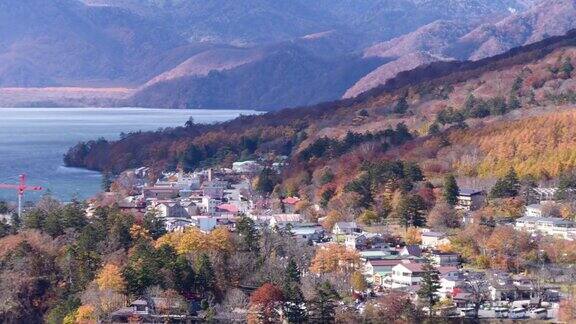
[
  {"left": 95, "top": 263, "right": 125, "bottom": 293},
  {"left": 156, "top": 227, "right": 233, "bottom": 254}
]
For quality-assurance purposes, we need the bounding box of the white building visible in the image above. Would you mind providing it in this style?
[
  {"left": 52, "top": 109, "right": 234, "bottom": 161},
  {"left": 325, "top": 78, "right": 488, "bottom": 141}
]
[
  {"left": 525, "top": 204, "right": 545, "bottom": 217},
  {"left": 515, "top": 216, "right": 576, "bottom": 240},
  {"left": 390, "top": 263, "right": 428, "bottom": 288},
  {"left": 430, "top": 252, "right": 460, "bottom": 266},
  {"left": 439, "top": 270, "right": 465, "bottom": 298},
  {"left": 333, "top": 222, "right": 359, "bottom": 235},
  {"left": 164, "top": 218, "right": 193, "bottom": 232},
  {"left": 532, "top": 187, "right": 558, "bottom": 202},
  {"left": 154, "top": 201, "right": 189, "bottom": 218},
  {"left": 291, "top": 225, "right": 324, "bottom": 242},
  {"left": 364, "top": 259, "right": 402, "bottom": 285},
  {"left": 421, "top": 231, "right": 449, "bottom": 249},
  {"left": 232, "top": 160, "right": 263, "bottom": 174}
]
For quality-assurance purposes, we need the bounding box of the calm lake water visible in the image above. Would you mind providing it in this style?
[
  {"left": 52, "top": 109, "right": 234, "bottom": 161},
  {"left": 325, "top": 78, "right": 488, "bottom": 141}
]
[{"left": 0, "top": 107, "right": 259, "bottom": 202}]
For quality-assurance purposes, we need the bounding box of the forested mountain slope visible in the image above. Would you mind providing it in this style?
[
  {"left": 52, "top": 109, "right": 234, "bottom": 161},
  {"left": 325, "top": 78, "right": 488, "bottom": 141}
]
[{"left": 66, "top": 29, "right": 576, "bottom": 187}]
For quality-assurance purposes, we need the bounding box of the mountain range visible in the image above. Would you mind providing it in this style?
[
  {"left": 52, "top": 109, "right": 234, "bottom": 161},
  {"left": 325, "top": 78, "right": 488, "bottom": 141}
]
[
  {"left": 2, "top": 0, "right": 575, "bottom": 110},
  {"left": 64, "top": 27, "right": 576, "bottom": 182}
]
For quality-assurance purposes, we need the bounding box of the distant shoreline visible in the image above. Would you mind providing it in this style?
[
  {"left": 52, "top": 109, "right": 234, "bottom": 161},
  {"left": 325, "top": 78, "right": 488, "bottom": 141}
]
[{"left": 0, "top": 87, "right": 264, "bottom": 111}]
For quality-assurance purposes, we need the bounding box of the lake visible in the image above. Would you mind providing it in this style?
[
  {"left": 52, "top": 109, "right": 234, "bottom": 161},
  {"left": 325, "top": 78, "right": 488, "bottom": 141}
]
[{"left": 0, "top": 107, "right": 259, "bottom": 202}]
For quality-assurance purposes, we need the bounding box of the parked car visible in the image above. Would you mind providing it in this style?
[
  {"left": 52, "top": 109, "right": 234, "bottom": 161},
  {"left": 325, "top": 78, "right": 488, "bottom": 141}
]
[
  {"left": 494, "top": 307, "right": 509, "bottom": 318},
  {"left": 460, "top": 308, "right": 476, "bottom": 317},
  {"left": 509, "top": 307, "right": 526, "bottom": 319},
  {"left": 529, "top": 308, "right": 547, "bottom": 320}
]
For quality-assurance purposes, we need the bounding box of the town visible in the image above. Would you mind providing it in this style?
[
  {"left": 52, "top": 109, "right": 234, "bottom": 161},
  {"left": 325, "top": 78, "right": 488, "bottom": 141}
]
[{"left": 51, "top": 156, "right": 573, "bottom": 322}]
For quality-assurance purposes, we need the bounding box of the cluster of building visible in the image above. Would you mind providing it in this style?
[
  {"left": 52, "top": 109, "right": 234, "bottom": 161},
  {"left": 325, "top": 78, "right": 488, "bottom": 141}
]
[
  {"left": 333, "top": 187, "right": 565, "bottom": 319},
  {"left": 336, "top": 222, "right": 560, "bottom": 319},
  {"left": 95, "top": 159, "right": 323, "bottom": 242},
  {"left": 453, "top": 186, "right": 576, "bottom": 241},
  {"left": 100, "top": 164, "right": 570, "bottom": 320},
  {"left": 515, "top": 201, "right": 576, "bottom": 240}
]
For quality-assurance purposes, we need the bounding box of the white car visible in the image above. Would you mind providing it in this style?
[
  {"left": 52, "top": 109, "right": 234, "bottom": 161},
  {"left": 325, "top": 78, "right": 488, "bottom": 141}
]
[
  {"left": 529, "top": 308, "right": 548, "bottom": 320},
  {"left": 509, "top": 307, "right": 526, "bottom": 319}
]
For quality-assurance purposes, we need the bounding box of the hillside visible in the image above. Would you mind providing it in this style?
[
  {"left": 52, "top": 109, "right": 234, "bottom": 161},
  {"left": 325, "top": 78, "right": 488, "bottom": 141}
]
[
  {"left": 345, "top": 0, "right": 576, "bottom": 98},
  {"left": 130, "top": 35, "right": 384, "bottom": 110},
  {"left": 447, "top": 110, "right": 576, "bottom": 179},
  {"left": 65, "top": 29, "right": 576, "bottom": 187},
  {"left": 344, "top": 51, "right": 452, "bottom": 99},
  {"left": 83, "top": 0, "right": 532, "bottom": 45},
  {"left": 450, "top": 0, "right": 576, "bottom": 60},
  {"left": 0, "top": 0, "right": 541, "bottom": 109},
  {"left": 0, "top": 0, "right": 199, "bottom": 87}
]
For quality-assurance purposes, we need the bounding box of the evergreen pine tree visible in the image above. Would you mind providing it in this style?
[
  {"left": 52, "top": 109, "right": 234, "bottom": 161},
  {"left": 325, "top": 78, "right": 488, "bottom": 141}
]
[
  {"left": 428, "top": 123, "right": 440, "bottom": 135},
  {"left": 195, "top": 253, "right": 216, "bottom": 294},
  {"left": 417, "top": 262, "right": 441, "bottom": 316},
  {"left": 101, "top": 172, "right": 113, "bottom": 192},
  {"left": 285, "top": 257, "right": 301, "bottom": 284},
  {"left": 394, "top": 95, "right": 409, "bottom": 114},
  {"left": 562, "top": 57, "right": 574, "bottom": 78},
  {"left": 490, "top": 167, "right": 520, "bottom": 198},
  {"left": 443, "top": 174, "right": 459, "bottom": 206},
  {"left": 142, "top": 209, "right": 167, "bottom": 239},
  {"left": 283, "top": 258, "right": 307, "bottom": 324},
  {"left": 10, "top": 212, "right": 20, "bottom": 234},
  {"left": 511, "top": 76, "right": 523, "bottom": 93},
  {"left": 396, "top": 194, "right": 427, "bottom": 229},
  {"left": 0, "top": 200, "right": 8, "bottom": 214},
  {"left": 255, "top": 168, "right": 277, "bottom": 194},
  {"left": 508, "top": 93, "right": 521, "bottom": 110},
  {"left": 308, "top": 281, "right": 339, "bottom": 323},
  {"left": 464, "top": 94, "right": 476, "bottom": 112},
  {"left": 236, "top": 215, "right": 260, "bottom": 253}
]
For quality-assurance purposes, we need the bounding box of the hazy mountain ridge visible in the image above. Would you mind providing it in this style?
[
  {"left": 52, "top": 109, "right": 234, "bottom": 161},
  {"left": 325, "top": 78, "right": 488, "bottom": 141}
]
[
  {"left": 0, "top": 0, "right": 193, "bottom": 87},
  {"left": 0, "top": 0, "right": 556, "bottom": 109},
  {"left": 344, "top": 0, "right": 573, "bottom": 99},
  {"left": 449, "top": 0, "right": 576, "bottom": 60},
  {"left": 131, "top": 43, "right": 385, "bottom": 110},
  {"left": 82, "top": 0, "right": 532, "bottom": 45}
]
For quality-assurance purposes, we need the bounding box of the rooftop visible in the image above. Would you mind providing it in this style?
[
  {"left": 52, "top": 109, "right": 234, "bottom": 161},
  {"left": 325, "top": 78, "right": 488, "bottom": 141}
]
[
  {"left": 422, "top": 231, "right": 446, "bottom": 238},
  {"left": 516, "top": 216, "right": 575, "bottom": 226},
  {"left": 272, "top": 214, "right": 302, "bottom": 222},
  {"left": 395, "top": 262, "right": 426, "bottom": 273},
  {"left": 282, "top": 196, "right": 301, "bottom": 205},
  {"left": 368, "top": 259, "right": 402, "bottom": 267},
  {"left": 458, "top": 189, "right": 484, "bottom": 196},
  {"left": 335, "top": 221, "right": 358, "bottom": 229}
]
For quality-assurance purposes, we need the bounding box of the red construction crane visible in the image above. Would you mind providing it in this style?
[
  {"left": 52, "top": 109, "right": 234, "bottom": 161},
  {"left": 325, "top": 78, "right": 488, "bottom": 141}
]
[{"left": 0, "top": 174, "right": 43, "bottom": 218}]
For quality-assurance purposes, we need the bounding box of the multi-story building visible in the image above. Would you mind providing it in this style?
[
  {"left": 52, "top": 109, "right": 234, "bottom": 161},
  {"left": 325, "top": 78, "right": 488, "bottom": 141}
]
[
  {"left": 515, "top": 216, "right": 576, "bottom": 240},
  {"left": 456, "top": 189, "right": 485, "bottom": 211}
]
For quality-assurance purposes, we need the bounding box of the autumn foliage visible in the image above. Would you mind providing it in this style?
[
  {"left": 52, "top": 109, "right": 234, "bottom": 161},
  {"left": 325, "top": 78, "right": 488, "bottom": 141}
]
[
  {"left": 155, "top": 227, "right": 233, "bottom": 254},
  {"left": 451, "top": 224, "right": 536, "bottom": 271},
  {"left": 95, "top": 264, "right": 126, "bottom": 293},
  {"left": 448, "top": 111, "right": 576, "bottom": 179},
  {"left": 249, "top": 283, "right": 284, "bottom": 324},
  {"left": 309, "top": 244, "right": 361, "bottom": 274}
]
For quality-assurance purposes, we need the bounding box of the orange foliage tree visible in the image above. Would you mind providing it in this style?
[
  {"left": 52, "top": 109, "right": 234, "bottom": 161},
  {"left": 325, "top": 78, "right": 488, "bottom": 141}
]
[
  {"left": 248, "top": 283, "right": 285, "bottom": 324},
  {"left": 309, "top": 244, "right": 361, "bottom": 274},
  {"left": 448, "top": 111, "right": 576, "bottom": 179},
  {"left": 155, "top": 227, "right": 233, "bottom": 254}
]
